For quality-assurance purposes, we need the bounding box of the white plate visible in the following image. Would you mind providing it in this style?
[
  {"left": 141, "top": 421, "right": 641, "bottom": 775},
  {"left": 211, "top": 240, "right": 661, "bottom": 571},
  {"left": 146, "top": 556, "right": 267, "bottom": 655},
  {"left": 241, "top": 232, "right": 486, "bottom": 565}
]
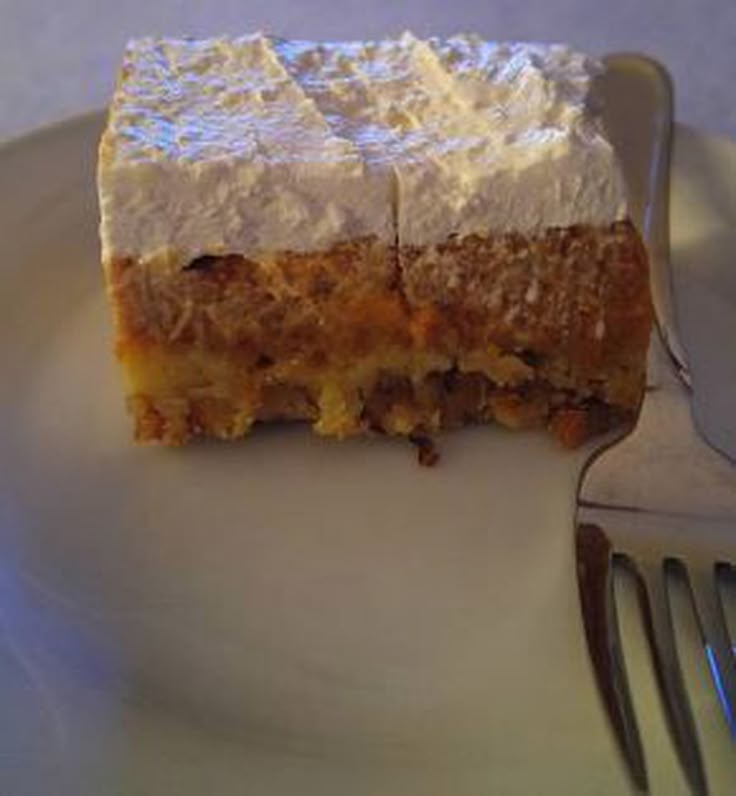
[{"left": 0, "top": 115, "right": 734, "bottom": 795}]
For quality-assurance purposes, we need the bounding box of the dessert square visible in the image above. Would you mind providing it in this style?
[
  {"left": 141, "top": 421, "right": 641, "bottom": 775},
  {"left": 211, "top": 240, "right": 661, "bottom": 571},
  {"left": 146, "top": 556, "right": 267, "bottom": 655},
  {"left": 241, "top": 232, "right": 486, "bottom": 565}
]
[{"left": 98, "top": 34, "right": 653, "bottom": 447}]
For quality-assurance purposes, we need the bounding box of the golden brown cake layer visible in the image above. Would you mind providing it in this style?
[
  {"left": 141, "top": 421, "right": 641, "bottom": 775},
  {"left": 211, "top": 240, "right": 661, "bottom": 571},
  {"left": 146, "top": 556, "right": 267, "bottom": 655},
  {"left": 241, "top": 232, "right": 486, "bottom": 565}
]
[{"left": 106, "top": 223, "right": 652, "bottom": 447}]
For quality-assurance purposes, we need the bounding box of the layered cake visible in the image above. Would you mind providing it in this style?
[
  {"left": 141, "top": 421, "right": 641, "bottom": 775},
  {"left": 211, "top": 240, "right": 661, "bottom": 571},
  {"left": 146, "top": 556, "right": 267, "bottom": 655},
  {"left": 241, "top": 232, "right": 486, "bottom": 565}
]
[{"left": 98, "top": 33, "right": 653, "bottom": 448}]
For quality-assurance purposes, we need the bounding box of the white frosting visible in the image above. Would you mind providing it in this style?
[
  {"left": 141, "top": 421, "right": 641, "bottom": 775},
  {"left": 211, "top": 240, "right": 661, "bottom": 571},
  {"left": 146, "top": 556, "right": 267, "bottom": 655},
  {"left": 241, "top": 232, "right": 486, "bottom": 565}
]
[
  {"left": 402, "top": 35, "right": 628, "bottom": 244},
  {"left": 98, "top": 36, "right": 393, "bottom": 266},
  {"left": 99, "top": 33, "right": 628, "bottom": 265}
]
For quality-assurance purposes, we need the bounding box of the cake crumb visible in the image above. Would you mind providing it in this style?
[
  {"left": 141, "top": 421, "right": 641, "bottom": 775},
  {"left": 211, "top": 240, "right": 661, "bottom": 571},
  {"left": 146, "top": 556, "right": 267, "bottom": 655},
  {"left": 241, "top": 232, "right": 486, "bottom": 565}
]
[
  {"left": 409, "top": 434, "right": 440, "bottom": 467},
  {"left": 548, "top": 408, "right": 589, "bottom": 448}
]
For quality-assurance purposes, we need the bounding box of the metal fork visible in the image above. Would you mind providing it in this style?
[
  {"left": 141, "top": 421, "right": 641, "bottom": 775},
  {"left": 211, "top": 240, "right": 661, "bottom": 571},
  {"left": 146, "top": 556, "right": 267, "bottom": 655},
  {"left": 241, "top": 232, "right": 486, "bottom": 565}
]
[{"left": 575, "top": 55, "right": 736, "bottom": 793}]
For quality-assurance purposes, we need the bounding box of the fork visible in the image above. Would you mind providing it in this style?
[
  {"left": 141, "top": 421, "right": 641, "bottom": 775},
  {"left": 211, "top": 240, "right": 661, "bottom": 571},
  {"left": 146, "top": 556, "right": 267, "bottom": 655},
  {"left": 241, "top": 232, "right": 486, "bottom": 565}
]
[{"left": 575, "top": 55, "right": 736, "bottom": 793}]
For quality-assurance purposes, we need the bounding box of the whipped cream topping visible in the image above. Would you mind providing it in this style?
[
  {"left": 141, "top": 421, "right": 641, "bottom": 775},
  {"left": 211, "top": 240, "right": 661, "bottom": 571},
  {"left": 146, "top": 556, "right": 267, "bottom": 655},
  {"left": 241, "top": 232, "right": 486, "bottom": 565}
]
[
  {"left": 98, "top": 35, "right": 393, "bottom": 266},
  {"left": 99, "top": 34, "right": 628, "bottom": 266}
]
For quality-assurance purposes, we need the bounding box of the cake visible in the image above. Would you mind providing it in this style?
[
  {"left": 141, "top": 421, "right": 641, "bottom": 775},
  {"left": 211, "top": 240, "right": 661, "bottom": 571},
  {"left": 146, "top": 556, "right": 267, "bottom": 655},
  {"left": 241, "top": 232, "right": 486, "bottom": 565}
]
[{"left": 97, "top": 33, "right": 653, "bottom": 448}]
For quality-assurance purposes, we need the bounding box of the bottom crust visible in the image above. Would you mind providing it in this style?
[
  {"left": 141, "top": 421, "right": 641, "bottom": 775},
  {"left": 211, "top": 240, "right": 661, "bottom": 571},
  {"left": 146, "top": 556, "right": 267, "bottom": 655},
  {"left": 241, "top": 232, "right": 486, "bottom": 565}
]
[{"left": 123, "top": 347, "right": 633, "bottom": 450}]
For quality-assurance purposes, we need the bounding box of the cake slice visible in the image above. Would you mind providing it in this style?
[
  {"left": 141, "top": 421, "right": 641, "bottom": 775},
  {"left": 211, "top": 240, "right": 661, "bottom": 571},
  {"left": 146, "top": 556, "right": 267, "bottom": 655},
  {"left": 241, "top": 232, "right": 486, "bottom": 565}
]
[{"left": 98, "top": 34, "right": 653, "bottom": 447}]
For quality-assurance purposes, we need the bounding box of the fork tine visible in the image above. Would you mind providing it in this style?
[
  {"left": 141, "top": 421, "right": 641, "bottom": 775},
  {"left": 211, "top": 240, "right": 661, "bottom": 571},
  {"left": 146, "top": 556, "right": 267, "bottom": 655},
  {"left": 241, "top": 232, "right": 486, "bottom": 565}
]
[
  {"left": 576, "top": 523, "right": 648, "bottom": 790},
  {"left": 635, "top": 558, "right": 708, "bottom": 795},
  {"left": 685, "top": 561, "right": 736, "bottom": 738}
]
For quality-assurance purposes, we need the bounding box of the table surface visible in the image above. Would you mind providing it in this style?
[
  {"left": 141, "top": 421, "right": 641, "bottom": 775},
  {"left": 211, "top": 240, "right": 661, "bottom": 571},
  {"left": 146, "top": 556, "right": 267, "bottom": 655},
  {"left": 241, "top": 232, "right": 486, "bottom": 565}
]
[{"left": 0, "top": 0, "right": 734, "bottom": 143}]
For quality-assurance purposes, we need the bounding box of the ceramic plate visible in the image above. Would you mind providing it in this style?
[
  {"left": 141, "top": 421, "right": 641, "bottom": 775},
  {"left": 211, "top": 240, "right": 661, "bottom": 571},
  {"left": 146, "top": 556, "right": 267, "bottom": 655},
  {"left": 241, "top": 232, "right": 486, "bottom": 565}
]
[{"left": 0, "top": 114, "right": 734, "bottom": 795}]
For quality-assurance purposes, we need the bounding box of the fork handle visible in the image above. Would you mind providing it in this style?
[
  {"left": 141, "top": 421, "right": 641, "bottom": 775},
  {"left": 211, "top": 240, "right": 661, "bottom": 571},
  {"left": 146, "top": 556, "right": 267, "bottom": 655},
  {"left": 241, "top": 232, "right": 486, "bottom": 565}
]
[{"left": 601, "top": 54, "right": 692, "bottom": 388}]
